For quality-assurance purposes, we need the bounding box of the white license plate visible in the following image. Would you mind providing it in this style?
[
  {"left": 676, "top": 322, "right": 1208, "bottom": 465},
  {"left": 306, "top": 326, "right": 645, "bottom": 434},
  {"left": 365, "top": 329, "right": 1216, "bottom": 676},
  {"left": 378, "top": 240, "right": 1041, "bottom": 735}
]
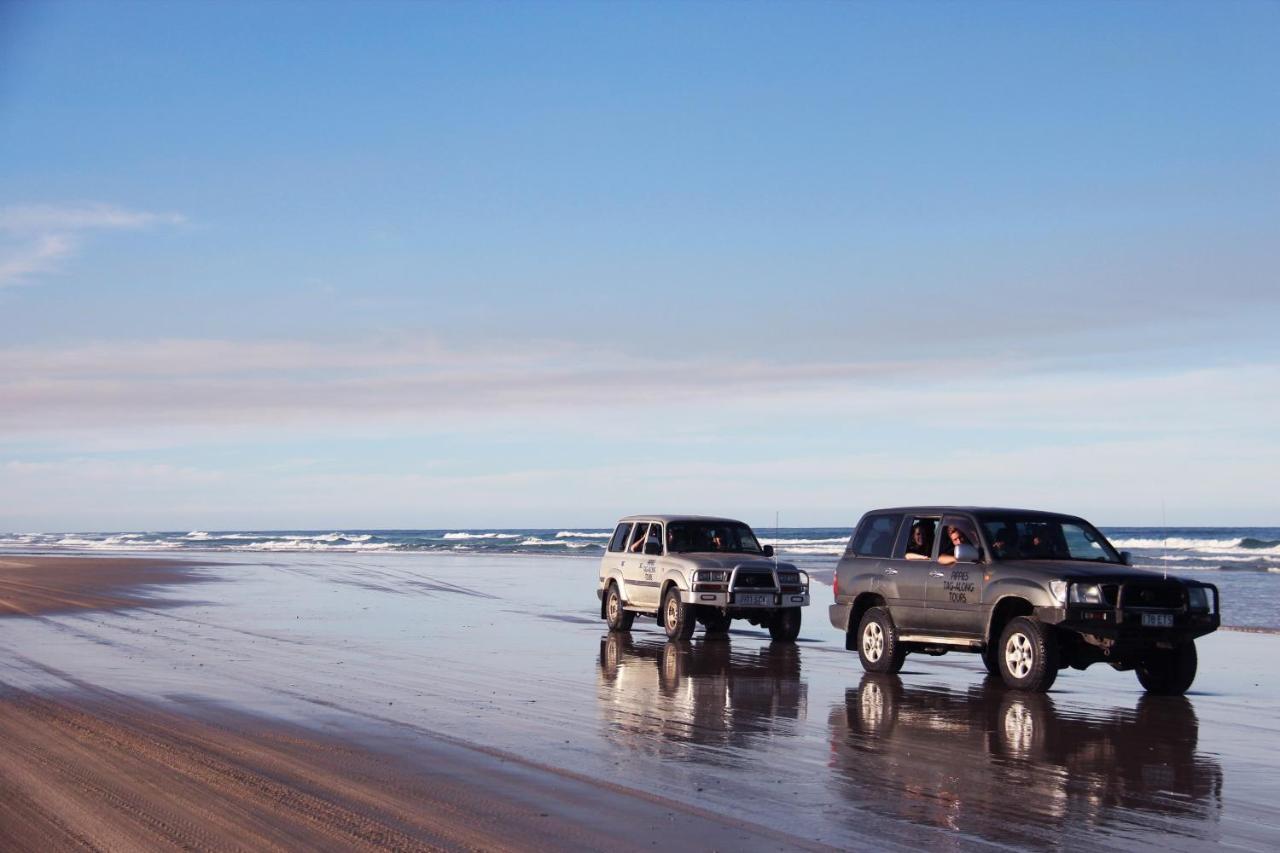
[
  {"left": 736, "top": 593, "right": 773, "bottom": 606},
  {"left": 1141, "top": 612, "right": 1174, "bottom": 628}
]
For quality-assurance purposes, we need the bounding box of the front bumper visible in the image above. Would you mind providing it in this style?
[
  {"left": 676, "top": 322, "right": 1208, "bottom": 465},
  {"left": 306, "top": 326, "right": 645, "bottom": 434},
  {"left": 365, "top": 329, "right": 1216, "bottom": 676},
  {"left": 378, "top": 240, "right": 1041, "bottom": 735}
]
[
  {"left": 1035, "top": 604, "right": 1220, "bottom": 646},
  {"left": 683, "top": 589, "right": 809, "bottom": 608}
]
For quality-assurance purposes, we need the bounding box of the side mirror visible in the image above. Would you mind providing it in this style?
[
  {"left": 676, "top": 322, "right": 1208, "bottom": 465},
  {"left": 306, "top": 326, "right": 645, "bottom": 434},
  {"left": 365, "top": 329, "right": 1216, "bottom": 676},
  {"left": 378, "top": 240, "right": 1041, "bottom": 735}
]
[
  {"left": 1120, "top": 551, "right": 1132, "bottom": 566},
  {"left": 645, "top": 542, "right": 663, "bottom": 556},
  {"left": 954, "top": 543, "right": 980, "bottom": 563},
  {"left": 763, "top": 544, "right": 775, "bottom": 558}
]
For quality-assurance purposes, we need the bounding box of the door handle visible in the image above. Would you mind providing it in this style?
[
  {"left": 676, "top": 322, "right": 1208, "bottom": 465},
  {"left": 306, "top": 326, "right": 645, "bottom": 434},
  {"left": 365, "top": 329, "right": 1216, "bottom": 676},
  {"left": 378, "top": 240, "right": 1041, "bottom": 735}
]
[
  {"left": 929, "top": 571, "right": 945, "bottom": 578},
  {"left": 882, "top": 568, "right": 898, "bottom": 575}
]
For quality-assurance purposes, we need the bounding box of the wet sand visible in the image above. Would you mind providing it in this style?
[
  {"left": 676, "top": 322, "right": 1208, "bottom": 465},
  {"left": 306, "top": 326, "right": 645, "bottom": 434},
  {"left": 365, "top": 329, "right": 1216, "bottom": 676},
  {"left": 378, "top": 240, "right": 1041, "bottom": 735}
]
[
  {"left": 1, "top": 553, "right": 1278, "bottom": 851},
  {"left": 0, "top": 687, "right": 809, "bottom": 852},
  {"left": 0, "top": 555, "right": 206, "bottom": 616}
]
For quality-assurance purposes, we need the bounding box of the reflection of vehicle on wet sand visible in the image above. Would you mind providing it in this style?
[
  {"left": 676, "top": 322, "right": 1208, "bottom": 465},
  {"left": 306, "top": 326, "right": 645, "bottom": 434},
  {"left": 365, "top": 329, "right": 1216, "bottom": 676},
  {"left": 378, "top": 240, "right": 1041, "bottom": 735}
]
[
  {"left": 597, "top": 634, "right": 807, "bottom": 755},
  {"left": 828, "top": 674, "right": 1224, "bottom": 846}
]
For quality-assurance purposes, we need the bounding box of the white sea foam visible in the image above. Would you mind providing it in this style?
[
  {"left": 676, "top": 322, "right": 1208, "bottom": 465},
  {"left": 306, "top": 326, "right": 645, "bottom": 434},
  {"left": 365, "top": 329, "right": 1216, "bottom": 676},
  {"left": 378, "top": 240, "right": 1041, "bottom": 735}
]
[
  {"left": 1110, "top": 537, "right": 1247, "bottom": 550},
  {"left": 240, "top": 539, "right": 393, "bottom": 552},
  {"left": 555, "top": 531, "right": 610, "bottom": 538},
  {"left": 760, "top": 537, "right": 848, "bottom": 547},
  {"left": 774, "top": 545, "right": 845, "bottom": 555},
  {"left": 442, "top": 532, "right": 519, "bottom": 540}
]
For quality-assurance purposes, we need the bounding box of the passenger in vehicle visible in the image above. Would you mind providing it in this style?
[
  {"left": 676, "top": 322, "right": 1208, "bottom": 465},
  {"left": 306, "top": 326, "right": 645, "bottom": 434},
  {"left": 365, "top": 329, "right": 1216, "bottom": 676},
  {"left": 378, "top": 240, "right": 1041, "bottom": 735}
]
[
  {"left": 990, "top": 525, "right": 1018, "bottom": 558},
  {"left": 629, "top": 524, "right": 648, "bottom": 553},
  {"left": 904, "top": 523, "right": 934, "bottom": 560}
]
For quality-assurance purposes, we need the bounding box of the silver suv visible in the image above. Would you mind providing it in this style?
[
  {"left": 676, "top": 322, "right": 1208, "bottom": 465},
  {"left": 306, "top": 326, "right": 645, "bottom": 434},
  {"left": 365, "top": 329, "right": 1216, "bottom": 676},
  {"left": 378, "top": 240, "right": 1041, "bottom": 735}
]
[{"left": 597, "top": 515, "right": 811, "bottom": 641}]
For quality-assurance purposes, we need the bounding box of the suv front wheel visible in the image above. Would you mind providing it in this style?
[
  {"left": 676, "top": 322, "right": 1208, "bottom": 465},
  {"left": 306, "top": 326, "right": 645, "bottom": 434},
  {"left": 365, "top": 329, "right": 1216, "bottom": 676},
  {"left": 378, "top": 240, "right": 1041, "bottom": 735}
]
[
  {"left": 604, "top": 583, "right": 635, "bottom": 632},
  {"left": 767, "top": 608, "right": 801, "bottom": 643},
  {"left": 1135, "top": 641, "right": 1197, "bottom": 695},
  {"left": 662, "top": 586, "right": 696, "bottom": 640},
  {"left": 856, "top": 606, "right": 906, "bottom": 674},
  {"left": 998, "top": 616, "right": 1059, "bottom": 692}
]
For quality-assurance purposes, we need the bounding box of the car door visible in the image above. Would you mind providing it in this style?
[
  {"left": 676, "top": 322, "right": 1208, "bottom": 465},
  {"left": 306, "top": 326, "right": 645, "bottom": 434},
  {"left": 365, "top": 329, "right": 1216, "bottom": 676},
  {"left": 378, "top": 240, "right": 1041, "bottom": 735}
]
[
  {"left": 924, "top": 514, "right": 987, "bottom": 636},
  {"left": 624, "top": 522, "right": 662, "bottom": 609},
  {"left": 878, "top": 514, "right": 935, "bottom": 631},
  {"left": 604, "top": 522, "right": 634, "bottom": 598}
]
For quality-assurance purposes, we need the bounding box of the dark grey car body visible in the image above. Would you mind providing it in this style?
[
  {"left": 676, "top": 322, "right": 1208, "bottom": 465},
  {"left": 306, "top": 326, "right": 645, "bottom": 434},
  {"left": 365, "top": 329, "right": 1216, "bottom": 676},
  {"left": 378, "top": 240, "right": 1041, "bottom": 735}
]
[{"left": 829, "top": 507, "right": 1220, "bottom": 673}]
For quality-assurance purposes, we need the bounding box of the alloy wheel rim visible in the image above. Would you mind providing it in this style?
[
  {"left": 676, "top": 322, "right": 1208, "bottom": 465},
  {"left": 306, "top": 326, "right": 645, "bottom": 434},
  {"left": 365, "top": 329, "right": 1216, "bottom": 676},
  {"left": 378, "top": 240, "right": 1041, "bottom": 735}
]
[
  {"left": 1005, "top": 633, "right": 1034, "bottom": 678},
  {"left": 863, "top": 622, "right": 884, "bottom": 662},
  {"left": 607, "top": 593, "right": 619, "bottom": 622},
  {"left": 666, "top": 597, "right": 678, "bottom": 629}
]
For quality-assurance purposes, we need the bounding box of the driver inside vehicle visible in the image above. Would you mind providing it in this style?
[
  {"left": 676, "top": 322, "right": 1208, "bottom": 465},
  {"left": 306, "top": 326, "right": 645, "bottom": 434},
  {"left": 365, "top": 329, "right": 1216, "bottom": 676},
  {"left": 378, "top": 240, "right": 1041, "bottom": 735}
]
[{"left": 938, "top": 524, "right": 979, "bottom": 565}]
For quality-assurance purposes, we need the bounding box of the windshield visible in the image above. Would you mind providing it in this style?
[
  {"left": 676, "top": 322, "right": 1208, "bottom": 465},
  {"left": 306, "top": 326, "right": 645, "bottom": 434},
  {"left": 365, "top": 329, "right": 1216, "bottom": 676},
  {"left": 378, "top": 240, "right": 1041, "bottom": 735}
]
[
  {"left": 666, "top": 521, "right": 763, "bottom": 555},
  {"left": 979, "top": 515, "right": 1121, "bottom": 563}
]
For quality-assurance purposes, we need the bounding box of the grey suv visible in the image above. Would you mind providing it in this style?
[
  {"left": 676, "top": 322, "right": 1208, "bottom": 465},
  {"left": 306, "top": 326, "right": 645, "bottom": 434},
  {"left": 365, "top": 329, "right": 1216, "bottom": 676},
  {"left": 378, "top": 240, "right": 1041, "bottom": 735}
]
[
  {"left": 828, "top": 507, "right": 1220, "bottom": 693},
  {"left": 598, "top": 515, "right": 810, "bottom": 641}
]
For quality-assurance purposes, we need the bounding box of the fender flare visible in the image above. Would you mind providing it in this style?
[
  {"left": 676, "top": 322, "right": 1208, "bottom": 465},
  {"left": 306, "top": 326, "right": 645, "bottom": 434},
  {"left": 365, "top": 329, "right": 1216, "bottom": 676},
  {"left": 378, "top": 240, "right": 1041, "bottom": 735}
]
[{"left": 600, "top": 568, "right": 628, "bottom": 618}]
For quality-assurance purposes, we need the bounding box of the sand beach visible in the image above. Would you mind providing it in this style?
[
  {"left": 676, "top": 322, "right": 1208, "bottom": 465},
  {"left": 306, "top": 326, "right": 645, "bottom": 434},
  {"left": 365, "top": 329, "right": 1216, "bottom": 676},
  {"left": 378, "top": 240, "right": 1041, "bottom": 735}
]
[{"left": 1, "top": 552, "right": 1277, "bottom": 851}]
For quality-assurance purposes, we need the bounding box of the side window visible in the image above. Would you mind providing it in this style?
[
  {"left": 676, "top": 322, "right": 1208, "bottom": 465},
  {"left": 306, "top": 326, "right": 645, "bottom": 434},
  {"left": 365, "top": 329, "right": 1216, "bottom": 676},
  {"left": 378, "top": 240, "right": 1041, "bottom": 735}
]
[
  {"left": 646, "top": 523, "right": 664, "bottom": 553},
  {"left": 627, "top": 523, "right": 651, "bottom": 554},
  {"left": 900, "top": 517, "right": 939, "bottom": 560},
  {"left": 851, "top": 514, "right": 902, "bottom": 558},
  {"left": 607, "top": 523, "right": 632, "bottom": 553}
]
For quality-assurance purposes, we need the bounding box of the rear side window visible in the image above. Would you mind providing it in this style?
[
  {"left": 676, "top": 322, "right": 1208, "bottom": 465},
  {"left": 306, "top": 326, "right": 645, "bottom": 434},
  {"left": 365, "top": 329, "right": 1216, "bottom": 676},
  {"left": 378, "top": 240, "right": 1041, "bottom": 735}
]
[
  {"left": 607, "top": 523, "right": 633, "bottom": 553},
  {"left": 850, "top": 514, "right": 902, "bottom": 558}
]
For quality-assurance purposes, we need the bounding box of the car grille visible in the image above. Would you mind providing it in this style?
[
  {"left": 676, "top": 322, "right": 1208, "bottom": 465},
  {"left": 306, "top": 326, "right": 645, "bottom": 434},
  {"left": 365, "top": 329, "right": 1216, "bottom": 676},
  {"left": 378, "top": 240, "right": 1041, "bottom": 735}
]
[
  {"left": 1120, "top": 582, "right": 1185, "bottom": 610},
  {"left": 733, "top": 571, "right": 776, "bottom": 590}
]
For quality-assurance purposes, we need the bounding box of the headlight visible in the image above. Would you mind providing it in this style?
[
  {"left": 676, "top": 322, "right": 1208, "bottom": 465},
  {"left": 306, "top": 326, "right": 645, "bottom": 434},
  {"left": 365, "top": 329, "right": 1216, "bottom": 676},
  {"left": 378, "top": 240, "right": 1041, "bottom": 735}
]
[
  {"left": 1049, "top": 580, "right": 1069, "bottom": 604},
  {"left": 696, "top": 570, "right": 729, "bottom": 583},
  {"left": 798, "top": 571, "right": 809, "bottom": 588},
  {"left": 1187, "top": 587, "right": 1210, "bottom": 612},
  {"left": 1068, "top": 583, "right": 1104, "bottom": 605}
]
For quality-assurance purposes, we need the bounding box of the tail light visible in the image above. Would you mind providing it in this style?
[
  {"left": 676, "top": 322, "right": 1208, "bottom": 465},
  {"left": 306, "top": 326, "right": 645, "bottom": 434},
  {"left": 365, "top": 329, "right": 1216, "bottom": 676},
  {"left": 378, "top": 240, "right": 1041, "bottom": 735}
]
[{"left": 833, "top": 572, "right": 839, "bottom": 600}]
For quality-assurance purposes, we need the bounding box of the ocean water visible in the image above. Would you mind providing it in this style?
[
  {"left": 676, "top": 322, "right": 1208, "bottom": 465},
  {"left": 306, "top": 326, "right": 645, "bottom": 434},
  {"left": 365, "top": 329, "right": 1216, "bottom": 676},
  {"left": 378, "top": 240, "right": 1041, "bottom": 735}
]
[{"left": 2, "top": 526, "right": 1277, "bottom": 628}]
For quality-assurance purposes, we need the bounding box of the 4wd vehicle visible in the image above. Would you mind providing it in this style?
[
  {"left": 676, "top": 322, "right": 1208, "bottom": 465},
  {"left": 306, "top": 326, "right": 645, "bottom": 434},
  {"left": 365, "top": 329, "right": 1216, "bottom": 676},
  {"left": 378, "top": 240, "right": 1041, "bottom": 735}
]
[
  {"left": 829, "top": 507, "right": 1220, "bottom": 693},
  {"left": 598, "top": 515, "right": 810, "bottom": 641}
]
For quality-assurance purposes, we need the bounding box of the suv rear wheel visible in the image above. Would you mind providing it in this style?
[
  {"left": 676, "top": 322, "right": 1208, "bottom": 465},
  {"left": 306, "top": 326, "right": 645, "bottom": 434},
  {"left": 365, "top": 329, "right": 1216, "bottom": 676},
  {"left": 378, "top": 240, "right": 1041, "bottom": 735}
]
[
  {"left": 856, "top": 606, "right": 906, "bottom": 674},
  {"left": 998, "top": 616, "right": 1059, "bottom": 692},
  {"left": 662, "top": 586, "right": 696, "bottom": 640},
  {"left": 604, "top": 583, "right": 635, "bottom": 632},
  {"left": 1135, "top": 641, "right": 1197, "bottom": 695}
]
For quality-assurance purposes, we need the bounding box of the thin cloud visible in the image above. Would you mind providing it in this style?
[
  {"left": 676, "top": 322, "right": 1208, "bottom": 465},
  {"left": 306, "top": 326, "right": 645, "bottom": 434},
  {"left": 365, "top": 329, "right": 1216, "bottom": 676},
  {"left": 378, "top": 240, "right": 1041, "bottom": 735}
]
[{"left": 0, "top": 202, "right": 184, "bottom": 287}]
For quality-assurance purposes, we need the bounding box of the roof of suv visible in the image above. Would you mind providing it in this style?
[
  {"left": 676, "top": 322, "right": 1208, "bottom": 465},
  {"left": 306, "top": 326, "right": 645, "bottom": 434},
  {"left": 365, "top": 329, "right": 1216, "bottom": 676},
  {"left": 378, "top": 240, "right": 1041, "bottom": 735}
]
[
  {"left": 617, "top": 514, "right": 747, "bottom": 525},
  {"left": 865, "top": 506, "right": 1087, "bottom": 520}
]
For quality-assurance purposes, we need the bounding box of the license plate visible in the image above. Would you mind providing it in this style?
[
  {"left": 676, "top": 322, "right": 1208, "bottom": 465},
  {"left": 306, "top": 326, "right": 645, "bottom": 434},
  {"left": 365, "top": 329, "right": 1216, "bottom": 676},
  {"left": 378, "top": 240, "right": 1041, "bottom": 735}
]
[
  {"left": 1141, "top": 612, "right": 1174, "bottom": 628},
  {"left": 736, "top": 593, "right": 773, "bottom": 606}
]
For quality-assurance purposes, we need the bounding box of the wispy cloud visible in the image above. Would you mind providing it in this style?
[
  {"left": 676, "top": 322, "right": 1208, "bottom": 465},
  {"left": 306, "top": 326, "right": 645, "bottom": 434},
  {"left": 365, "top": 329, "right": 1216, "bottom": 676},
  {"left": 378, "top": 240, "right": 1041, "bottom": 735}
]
[
  {"left": 0, "top": 335, "right": 1274, "bottom": 438},
  {"left": 0, "top": 202, "right": 185, "bottom": 287}
]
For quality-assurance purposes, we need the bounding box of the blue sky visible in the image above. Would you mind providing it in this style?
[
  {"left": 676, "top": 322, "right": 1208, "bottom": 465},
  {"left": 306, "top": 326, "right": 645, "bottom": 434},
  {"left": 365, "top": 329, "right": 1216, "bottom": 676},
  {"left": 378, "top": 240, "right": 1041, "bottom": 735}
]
[{"left": 1, "top": 1, "right": 1277, "bottom": 530}]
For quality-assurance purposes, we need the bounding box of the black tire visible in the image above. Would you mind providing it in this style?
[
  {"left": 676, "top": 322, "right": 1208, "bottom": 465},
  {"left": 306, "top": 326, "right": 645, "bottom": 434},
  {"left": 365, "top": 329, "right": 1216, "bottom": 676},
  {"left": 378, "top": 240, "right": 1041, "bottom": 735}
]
[
  {"left": 856, "top": 606, "right": 907, "bottom": 674},
  {"left": 702, "top": 610, "right": 732, "bottom": 636},
  {"left": 662, "top": 586, "right": 696, "bottom": 640},
  {"left": 768, "top": 608, "right": 802, "bottom": 643},
  {"left": 604, "top": 583, "right": 635, "bottom": 632},
  {"left": 997, "top": 616, "right": 1059, "bottom": 692},
  {"left": 1136, "top": 641, "right": 1197, "bottom": 695}
]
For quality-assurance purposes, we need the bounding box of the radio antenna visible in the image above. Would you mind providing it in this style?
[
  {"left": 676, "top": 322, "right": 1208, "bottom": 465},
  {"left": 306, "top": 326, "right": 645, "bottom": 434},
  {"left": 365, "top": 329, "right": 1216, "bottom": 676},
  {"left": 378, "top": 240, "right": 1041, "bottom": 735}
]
[
  {"left": 774, "top": 510, "right": 780, "bottom": 571},
  {"left": 1161, "top": 498, "right": 1168, "bottom": 581}
]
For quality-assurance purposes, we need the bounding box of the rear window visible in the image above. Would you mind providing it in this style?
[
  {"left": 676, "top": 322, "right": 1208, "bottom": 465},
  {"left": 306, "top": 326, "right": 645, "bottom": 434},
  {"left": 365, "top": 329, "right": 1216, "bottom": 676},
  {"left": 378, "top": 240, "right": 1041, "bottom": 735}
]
[
  {"left": 607, "top": 523, "right": 632, "bottom": 553},
  {"left": 850, "top": 514, "right": 902, "bottom": 558}
]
